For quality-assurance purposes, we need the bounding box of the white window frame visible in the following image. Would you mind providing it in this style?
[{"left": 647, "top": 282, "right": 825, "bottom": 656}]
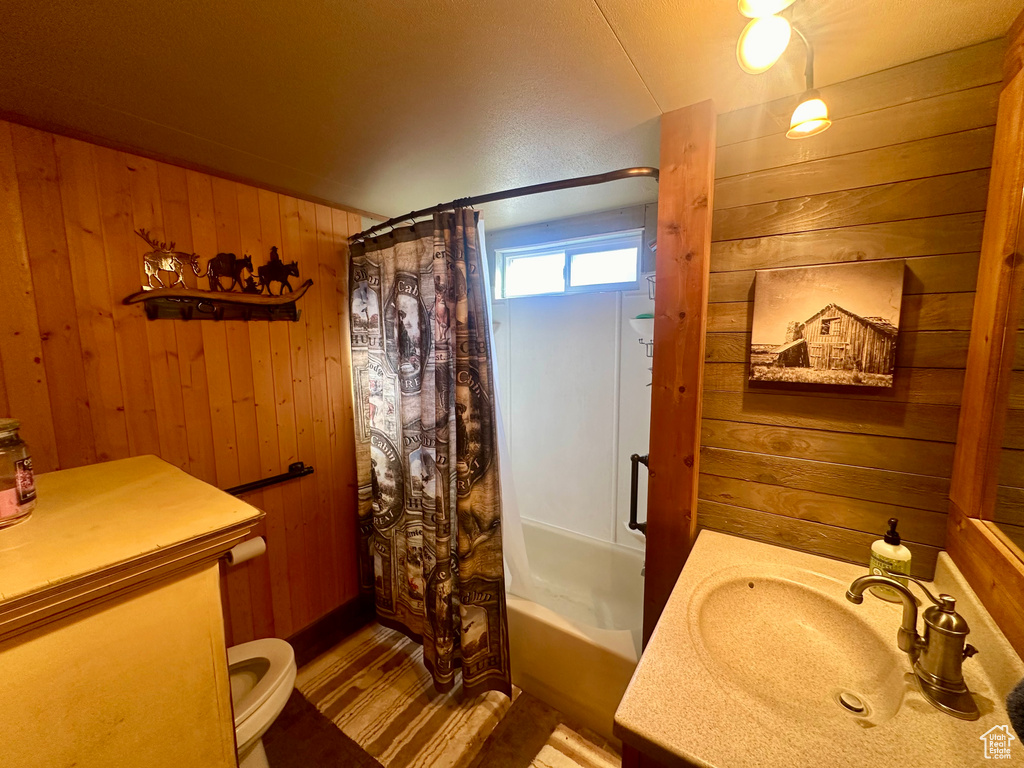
[{"left": 495, "top": 229, "right": 643, "bottom": 299}]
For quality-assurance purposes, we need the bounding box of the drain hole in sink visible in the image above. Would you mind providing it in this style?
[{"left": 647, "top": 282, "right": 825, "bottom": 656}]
[
  {"left": 748, "top": 582, "right": 754, "bottom": 589},
  {"left": 837, "top": 691, "right": 867, "bottom": 714}
]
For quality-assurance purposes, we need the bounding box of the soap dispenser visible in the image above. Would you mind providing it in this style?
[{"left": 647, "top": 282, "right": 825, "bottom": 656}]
[{"left": 868, "top": 518, "right": 912, "bottom": 602}]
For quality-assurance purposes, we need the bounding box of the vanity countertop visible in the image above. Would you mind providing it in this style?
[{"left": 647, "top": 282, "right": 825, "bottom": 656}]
[
  {"left": 0, "top": 455, "right": 262, "bottom": 635},
  {"left": 614, "top": 531, "right": 1024, "bottom": 768}
]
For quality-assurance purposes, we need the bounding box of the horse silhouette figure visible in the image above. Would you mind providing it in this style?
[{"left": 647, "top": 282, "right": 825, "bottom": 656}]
[
  {"left": 258, "top": 246, "right": 300, "bottom": 294},
  {"left": 204, "top": 253, "right": 253, "bottom": 292}
]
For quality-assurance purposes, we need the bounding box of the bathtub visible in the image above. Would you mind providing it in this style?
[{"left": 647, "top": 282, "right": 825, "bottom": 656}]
[{"left": 506, "top": 519, "right": 645, "bottom": 742}]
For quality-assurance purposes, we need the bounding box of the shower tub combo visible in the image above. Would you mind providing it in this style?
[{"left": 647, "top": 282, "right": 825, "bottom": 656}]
[{"left": 506, "top": 519, "right": 645, "bottom": 741}]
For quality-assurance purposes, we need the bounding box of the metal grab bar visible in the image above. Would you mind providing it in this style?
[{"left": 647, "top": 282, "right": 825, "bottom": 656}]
[
  {"left": 225, "top": 461, "right": 314, "bottom": 497},
  {"left": 629, "top": 453, "right": 649, "bottom": 536}
]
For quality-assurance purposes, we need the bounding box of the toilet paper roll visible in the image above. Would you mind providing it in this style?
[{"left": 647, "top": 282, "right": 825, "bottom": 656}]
[{"left": 226, "top": 536, "right": 266, "bottom": 566}]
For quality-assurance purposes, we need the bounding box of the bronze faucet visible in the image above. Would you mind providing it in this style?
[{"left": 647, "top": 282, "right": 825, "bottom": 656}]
[{"left": 846, "top": 571, "right": 979, "bottom": 720}]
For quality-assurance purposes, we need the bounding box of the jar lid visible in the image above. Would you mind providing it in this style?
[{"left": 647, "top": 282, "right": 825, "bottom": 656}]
[{"left": 0, "top": 418, "right": 20, "bottom": 435}]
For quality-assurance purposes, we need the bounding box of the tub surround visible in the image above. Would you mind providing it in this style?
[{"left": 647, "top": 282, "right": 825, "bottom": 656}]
[
  {"left": 614, "top": 531, "right": 1024, "bottom": 768},
  {"left": 0, "top": 455, "right": 262, "bottom": 768}
]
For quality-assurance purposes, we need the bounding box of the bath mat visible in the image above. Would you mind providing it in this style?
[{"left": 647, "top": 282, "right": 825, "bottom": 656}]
[
  {"left": 529, "top": 724, "right": 621, "bottom": 768},
  {"left": 468, "top": 690, "right": 619, "bottom": 768},
  {"left": 297, "top": 622, "right": 513, "bottom": 768},
  {"left": 263, "top": 689, "right": 384, "bottom": 768}
]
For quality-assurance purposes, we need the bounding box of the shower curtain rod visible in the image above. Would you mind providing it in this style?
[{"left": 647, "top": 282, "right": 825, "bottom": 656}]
[{"left": 348, "top": 166, "right": 660, "bottom": 243}]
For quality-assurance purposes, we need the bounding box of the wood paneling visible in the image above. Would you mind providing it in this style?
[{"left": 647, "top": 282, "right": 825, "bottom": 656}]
[
  {"left": 701, "top": 419, "right": 955, "bottom": 477},
  {"left": 643, "top": 101, "right": 716, "bottom": 645},
  {"left": 716, "top": 84, "right": 999, "bottom": 179},
  {"left": 0, "top": 120, "right": 360, "bottom": 642},
  {"left": 709, "top": 252, "right": 981, "bottom": 304},
  {"left": 702, "top": 390, "right": 960, "bottom": 443},
  {"left": 710, "top": 212, "right": 985, "bottom": 273},
  {"left": 703, "top": 363, "right": 966, "bottom": 406},
  {"left": 698, "top": 499, "right": 940, "bottom": 578},
  {"left": 698, "top": 474, "right": 947, "bottom": 547},
  {"left": 714, "top": 127, "right": 996, "bottom": 210},
  {"left": 699, "top": 43, "right": 1002, "bottom": 575},
  {"left": 713, "top": 168, "right": 990, "bottom": 242}
]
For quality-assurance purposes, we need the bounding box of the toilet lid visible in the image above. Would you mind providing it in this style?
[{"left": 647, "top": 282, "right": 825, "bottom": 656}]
[{"left": 228, "top": 638, "right": 296, "bottom": 727}]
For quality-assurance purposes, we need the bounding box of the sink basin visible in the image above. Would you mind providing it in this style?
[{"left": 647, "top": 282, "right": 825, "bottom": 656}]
[
  {"left": 692, "top": 566, "right": 905, "bottom": 725},
  {"left": 614, "top": 532, "right": 1024, "bottom": 768}
]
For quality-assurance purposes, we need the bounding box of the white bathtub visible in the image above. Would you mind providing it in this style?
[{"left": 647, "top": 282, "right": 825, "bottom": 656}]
[{"left": 506, "top": 519, "right": 645, "bottom": 742}]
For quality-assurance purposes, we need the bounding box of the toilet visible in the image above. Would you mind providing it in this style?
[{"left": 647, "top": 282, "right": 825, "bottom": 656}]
[{"left": 228, "top": 638, "right": 297, "bottom": 768}]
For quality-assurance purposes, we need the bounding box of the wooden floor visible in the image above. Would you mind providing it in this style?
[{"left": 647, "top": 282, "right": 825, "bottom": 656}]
[{"left": 273, "top": 622, "right": 620, "bottom": 768}]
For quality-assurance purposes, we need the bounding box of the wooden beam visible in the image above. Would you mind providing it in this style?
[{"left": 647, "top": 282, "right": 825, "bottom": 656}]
[{"left": 642, "top": 100, "right": 716, "bottom": 644}]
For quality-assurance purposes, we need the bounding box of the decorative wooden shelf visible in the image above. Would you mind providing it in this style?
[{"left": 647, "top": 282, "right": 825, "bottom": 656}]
[{"left": 123, "top": 279, "right": 313, "bottom": 321}]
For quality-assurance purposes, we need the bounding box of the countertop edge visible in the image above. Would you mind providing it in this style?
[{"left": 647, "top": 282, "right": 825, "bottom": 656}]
[{"left": 0, "top": 494, "right": 262, "bottom": 641}]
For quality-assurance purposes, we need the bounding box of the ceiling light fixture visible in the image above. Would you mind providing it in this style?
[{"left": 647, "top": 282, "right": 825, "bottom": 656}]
[
  {"left": 736, "top": 15, "right": 792, "bottom": 74},
  {"left": 785, "top": 26, "right": 831, "bottom": 138},
  {"left": 734, "top": 1, "right": 831, "bottom": 140},
  {"left": 737, "top": 0, "right": 796, "bottom": 18},
  {"left": 787, "top": 89, "right": 831, "bottom": 138}
]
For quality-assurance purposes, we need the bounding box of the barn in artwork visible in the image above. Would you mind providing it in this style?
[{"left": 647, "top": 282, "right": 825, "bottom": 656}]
[
  {"left": 795, "top": 304, "right": 897, "bottom": 373},
  {"left": 749, "top": 260, "right": 904, "bottom": 388}
]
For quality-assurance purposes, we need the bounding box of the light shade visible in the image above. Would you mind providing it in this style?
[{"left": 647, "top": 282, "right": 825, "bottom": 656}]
[
  {"left": 738, "top": 0, "right": 796, "bottom": 18},
  {"left": 736, "top": 15, "right": 792, "bottom": 74},
  {"left": 787, "top": 90, "right": 832, "bottom": 139}
]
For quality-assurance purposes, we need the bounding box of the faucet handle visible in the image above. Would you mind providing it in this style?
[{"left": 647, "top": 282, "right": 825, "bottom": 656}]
[{"left": 884, "top": 570, "right": 947, "bottom": 607}]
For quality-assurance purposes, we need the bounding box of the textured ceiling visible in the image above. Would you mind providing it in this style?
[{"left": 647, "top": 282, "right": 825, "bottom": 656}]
[{"left": 0, "top": 1, "right": 1018, "bottom": 231}]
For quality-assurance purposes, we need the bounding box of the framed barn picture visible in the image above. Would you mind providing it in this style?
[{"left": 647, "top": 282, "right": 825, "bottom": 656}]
[{"left": 749, "top": 260, "right": 905, "bottom": 388}]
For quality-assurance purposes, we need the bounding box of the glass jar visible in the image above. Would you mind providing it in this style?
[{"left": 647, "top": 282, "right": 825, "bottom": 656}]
[{"left": 0, "top": 419, "right": 35, "bottom": 528}]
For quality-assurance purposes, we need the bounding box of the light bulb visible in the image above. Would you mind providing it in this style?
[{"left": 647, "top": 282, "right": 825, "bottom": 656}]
[
  {"left": 738, "top": 0, "right": 797, "bottom": 18},
  {"left": 736, "top": 15, "right": 792, "bottom": 75},
  {"left": 787, "top": 91, "right": 831, "bottom": 139}
]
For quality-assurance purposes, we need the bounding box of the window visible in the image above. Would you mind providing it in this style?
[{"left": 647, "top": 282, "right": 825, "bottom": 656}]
[
  {"left": 495, "top": 231, "right": 642, "bottom": 299},
  {"left": 820, "top": 316, "right": 839, "bottom": 336}
]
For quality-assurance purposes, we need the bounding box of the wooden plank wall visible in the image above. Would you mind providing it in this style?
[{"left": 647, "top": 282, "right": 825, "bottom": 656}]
[
  {"left": 0, "top": 119, "right": 361, "bottom": 643},
  {"left": 699, "top": 41, "right": 1005, "bottom": 578}
]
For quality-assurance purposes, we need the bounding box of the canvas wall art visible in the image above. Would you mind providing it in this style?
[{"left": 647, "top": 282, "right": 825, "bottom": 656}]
[{"left": 749, "top": 260, "right": 905, "bottom": 388}]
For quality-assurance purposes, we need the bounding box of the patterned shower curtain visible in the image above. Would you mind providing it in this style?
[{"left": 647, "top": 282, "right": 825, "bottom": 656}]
[{"left": 348, "top": 210, "right": 511, "bottom": 697}]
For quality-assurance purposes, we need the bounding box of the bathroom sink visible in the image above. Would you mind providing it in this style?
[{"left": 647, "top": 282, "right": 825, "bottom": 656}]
[
  {"left": 693, "top": 568, "right": 904, "bottom": 725},
  {"left": 615, "top": 532, "right": 1024, "bottom": 768}
]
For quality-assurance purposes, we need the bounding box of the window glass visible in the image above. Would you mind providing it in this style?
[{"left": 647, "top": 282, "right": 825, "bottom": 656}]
[
  {"left": 495, "top": 229, "right": 643, "bottom": 299},
  {"left": 504, "top": 252, "right": 565, "bottom": 297},
  {"left": 570, "top": 247, "right": 638, "bottom": 287}
]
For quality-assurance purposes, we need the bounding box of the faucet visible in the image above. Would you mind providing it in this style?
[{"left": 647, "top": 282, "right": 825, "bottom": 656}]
[{"left": 846, "top": 572, "right": 980, "bottom": 720}]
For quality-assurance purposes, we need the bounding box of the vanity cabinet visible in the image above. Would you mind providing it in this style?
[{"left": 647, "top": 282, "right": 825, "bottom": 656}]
[{"left": 0, "top": 456, "right": 262, "bottom": 768}]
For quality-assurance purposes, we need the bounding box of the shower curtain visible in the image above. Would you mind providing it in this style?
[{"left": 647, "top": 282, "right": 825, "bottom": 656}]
[{"left": 349, "top": 210, "right": 511, "bottom": 697}]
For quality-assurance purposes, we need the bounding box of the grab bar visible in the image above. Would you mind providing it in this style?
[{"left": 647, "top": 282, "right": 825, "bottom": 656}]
[
  {"left": 225, "top": 461, "right": 314, "bottom": 496},
  {"left": 629, "top": 453, "right": 649, "bottom": 536}
]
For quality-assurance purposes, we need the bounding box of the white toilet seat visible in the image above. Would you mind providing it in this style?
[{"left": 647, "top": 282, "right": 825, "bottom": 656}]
[{"left": 228, "top": 637, "right": 297, "bottom": 763}]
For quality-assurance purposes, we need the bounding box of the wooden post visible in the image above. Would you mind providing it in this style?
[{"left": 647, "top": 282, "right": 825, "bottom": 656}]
[{"left": 642, "top": 101, "right": 716, "bottom": 644}]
